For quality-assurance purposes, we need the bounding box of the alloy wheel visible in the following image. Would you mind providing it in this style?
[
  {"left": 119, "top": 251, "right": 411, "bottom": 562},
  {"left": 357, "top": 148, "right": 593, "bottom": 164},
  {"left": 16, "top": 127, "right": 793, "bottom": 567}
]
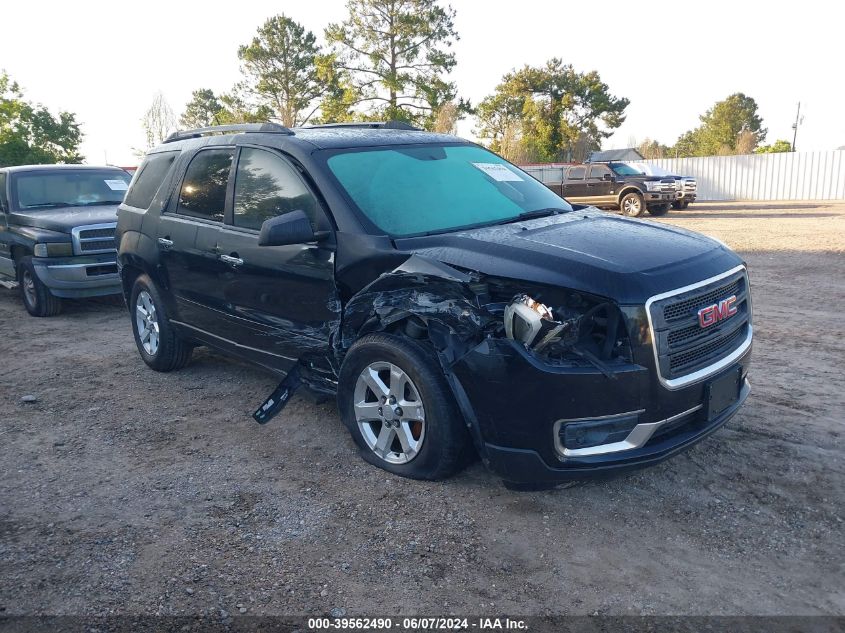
[
  {"left": 353, "top": 361, "right": 426, "bottom": 464},
  {"left": 135, "top": 290, "right": 160, "bottom": 355},
  {"left": 623, "top": 197, "right": 641, "bottom": 214},
  {"left": 21, "top": 270, "right": 37, "bottom": 308}
]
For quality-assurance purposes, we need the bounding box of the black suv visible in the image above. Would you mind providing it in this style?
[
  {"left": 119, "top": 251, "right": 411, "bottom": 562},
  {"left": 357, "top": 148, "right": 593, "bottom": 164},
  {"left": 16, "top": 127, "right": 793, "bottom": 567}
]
[
  {"left": 548, "top": 161, "right": 677, "bottom": 217},
  {"left": 0, "top": 165, "right": 131, "bottom": 316},
  {"left": 116, "top": 123, "right": 752, "bottom": 486}
]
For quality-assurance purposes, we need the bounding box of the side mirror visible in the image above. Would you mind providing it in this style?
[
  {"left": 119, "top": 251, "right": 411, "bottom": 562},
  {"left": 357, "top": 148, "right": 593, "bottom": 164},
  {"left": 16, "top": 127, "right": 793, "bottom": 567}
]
[
  {"left": 258, "top": 210, "right": 325, "bottom": 247},
  {"left": 603, "top": 173, "right": 613, "bottom": 181}
]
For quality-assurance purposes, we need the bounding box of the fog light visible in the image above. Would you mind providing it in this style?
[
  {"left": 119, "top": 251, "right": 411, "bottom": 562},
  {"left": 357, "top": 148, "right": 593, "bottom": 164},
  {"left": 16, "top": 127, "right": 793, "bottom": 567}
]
[{"left": 560, "top": 414, "right": 640, "bottom": 450}]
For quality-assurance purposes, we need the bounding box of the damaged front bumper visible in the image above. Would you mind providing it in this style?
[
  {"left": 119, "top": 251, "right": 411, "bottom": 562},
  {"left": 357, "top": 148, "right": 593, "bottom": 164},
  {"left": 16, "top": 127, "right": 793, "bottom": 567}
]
[{"left": 450, "top": 336, "right": 752, "bottom": 484}]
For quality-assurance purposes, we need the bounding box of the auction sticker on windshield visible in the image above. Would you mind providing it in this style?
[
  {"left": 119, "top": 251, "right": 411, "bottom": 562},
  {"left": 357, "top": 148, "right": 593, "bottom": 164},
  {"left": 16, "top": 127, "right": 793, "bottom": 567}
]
[
  {"left": 104, "top": 179, "right": 129, "bottom": 191},
  {"left": 471, "top": 162, "right": 523, "bottom": 182}
]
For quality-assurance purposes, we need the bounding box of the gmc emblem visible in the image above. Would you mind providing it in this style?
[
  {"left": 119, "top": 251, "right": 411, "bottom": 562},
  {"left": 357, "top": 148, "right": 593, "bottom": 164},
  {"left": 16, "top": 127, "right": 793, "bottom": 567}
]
[{"left": 698, "top": 295, "right": 738, "bottom": 328}]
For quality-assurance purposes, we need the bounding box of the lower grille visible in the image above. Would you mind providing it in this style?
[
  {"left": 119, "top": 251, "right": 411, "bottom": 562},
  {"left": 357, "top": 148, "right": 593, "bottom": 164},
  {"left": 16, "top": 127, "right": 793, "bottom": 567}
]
[
  {"left": 86, "top": 264, "right": 118, "bottom": 277},
  {"left": 647, "top": 267, "right": 752, "bottom": 386}
]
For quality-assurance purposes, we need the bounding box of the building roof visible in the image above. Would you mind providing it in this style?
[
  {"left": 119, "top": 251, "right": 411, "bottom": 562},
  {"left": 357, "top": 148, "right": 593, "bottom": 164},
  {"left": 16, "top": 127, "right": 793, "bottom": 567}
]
[{"left": 588, "top": 148, "right": 645, "bottom": 162}]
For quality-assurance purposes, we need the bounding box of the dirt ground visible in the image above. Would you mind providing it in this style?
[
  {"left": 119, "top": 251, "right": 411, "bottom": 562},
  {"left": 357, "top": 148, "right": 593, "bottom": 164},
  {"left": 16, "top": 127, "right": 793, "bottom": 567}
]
[{"left": 0, "top": 201, "right": 843, "bottom": 618}]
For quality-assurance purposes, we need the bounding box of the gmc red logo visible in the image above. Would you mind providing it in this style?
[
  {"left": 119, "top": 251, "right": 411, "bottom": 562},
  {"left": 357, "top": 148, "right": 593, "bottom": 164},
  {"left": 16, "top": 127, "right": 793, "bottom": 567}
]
[{"left": 698, "top": 295, "right": 738, "bottom": 328}]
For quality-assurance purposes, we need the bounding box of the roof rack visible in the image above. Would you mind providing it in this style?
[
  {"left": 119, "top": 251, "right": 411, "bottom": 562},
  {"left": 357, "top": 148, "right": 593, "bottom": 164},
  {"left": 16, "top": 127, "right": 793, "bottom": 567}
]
[
  {"left": 302, "top": 121, "right": 422, "bottom": 131},
  {"left": 163, "top": 122, "right": 294, "bottom": 144}
]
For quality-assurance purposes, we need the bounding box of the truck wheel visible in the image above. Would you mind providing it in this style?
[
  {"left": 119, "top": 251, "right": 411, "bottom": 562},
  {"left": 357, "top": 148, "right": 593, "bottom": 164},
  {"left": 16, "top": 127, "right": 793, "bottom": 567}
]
[
  {"left": 648, "top": 203, "right": 671, "bottom": 216},
  {"left": 672, "top": 200, "right": 683, "bottom": 210},
  {"left": 17, "top": 257, "right": 62, "bottom": 317},
  {"left": 130, "top": 274, "right": 192, "bottom": 372},
  {"left": 619, "top": 192, "right": 645, "bottom": 217},
  {"left": 338, "top": 332, "right": 472, "bottom": 480},
  {"left": 680, "top": 200, "right": 691, "bottom": 209}
]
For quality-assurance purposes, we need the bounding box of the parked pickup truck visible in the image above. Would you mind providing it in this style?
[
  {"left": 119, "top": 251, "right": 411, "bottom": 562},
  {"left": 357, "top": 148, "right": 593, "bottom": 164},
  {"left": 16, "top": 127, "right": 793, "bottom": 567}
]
[
  {"left": 545, "top": 161, "right": 677, "bottom": 217},
  {"left": 627, "top": 161, "right": 697, "bottom": 209},
  {"left": 0, "top": 164, "right": 131, "bottom": 316}
]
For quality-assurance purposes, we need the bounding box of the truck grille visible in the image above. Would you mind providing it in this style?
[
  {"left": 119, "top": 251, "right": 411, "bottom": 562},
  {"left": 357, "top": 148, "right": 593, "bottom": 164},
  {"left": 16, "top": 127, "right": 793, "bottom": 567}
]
[
  {"left": 647, "top": 268, "right": 751, "bottom": 386},
  {"left": 659, "top": 179, "right": 677, "bottom": 193},
  {"left": 682, "top": 178, "right": 697, "bottom": 192},
  {"left": 71, "top": 223, "right": 117, "bottom": 255}
]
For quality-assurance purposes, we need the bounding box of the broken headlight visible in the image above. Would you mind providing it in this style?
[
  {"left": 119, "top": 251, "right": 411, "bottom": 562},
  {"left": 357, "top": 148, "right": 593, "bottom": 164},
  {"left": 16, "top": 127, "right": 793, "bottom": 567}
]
[{"left": 500, "top": 289, "right": 632, "bottom": 367}]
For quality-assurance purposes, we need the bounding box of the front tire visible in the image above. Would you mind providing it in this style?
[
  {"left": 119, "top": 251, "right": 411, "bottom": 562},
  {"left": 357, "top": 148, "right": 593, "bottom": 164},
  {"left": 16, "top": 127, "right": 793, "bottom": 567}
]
[
  {"left": 648, "top": 203, "right": 671, "bottom": 216},
  {"left": 17, "top": 256, "right": 62, "bottom": 317},
  {"left": 619, "top": 192, "right": 646, "bottom": 217},
  {"left": 130, "top": 274, "right": 192, "bottom": 372},
  {"left": 338, "top": 332, "right": 472, "bottom": 480}
]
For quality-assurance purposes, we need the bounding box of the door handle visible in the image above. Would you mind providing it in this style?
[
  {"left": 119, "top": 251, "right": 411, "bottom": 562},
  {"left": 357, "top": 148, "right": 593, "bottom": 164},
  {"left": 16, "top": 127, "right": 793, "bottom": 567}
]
[
  {"left": 219, "top": 254, "right": 244, "bottom": 266},
  {"left": 157, "top": 237, "right": 173, "bottom": 248}
]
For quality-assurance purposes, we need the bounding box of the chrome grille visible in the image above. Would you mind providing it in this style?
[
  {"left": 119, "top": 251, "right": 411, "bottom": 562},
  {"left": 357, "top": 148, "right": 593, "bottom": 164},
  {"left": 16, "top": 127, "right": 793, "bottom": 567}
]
[
  {"left": 71, "top": 223, "right": 117, "bottom": 255},
  {"left": 663, "top": 279, "right": 742, "bottom": 322},
  {"left": 647, "top": 267, "right": 752, "bottom": 388}
]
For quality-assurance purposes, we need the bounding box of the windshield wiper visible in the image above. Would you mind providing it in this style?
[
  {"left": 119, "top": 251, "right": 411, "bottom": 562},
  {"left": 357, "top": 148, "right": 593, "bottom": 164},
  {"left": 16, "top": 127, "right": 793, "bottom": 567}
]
[
  {"left": 78, "top": 200, "right": 122, "bottom": 206},
  {"left": 495, "top": 208, "right": 568, "bottom": 225},
  {"left": 22, "top": 202, "right": 84, "bottom": 209}
]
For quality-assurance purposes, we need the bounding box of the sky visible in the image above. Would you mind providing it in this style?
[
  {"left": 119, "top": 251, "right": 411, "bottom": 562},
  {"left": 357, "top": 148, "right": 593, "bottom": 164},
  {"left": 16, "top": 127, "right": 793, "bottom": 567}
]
[{"left": 2, "top": 0, "right": 842, "bottom": 166}]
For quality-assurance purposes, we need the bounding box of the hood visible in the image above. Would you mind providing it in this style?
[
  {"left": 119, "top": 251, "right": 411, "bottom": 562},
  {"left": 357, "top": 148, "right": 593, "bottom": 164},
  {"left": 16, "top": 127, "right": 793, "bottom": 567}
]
[
  {"left": 8, "top": 205, "right": 119, "bottom": 233},
  {"left": 393, "top": 210, "right": 742, "bottom": 304},
  {"left": 618, "top": 175, "right": 674, "bottom": 183}
]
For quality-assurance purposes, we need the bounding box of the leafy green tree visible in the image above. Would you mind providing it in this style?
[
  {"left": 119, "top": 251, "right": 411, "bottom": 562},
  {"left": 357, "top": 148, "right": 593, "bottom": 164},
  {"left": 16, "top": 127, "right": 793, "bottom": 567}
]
[
  {"left": 0, "top": 72, "right": 83, "bottom": 166},
  {"left": 755, "top": 139, "right": 792, "bottom": 154},
  {"left": 477, "top": 59, "right": 629, "bottom": 163},
  {"left": 673, "top": 93, "right": 766, "bottom": 157},
  {"left": 180, "top": 89, "right": 224, "bottom": 128},
  {"left": 325, "top": 0, "right": 459, "bottom": 128},
  {"left": 179, "top": 87, "right": 274, "bottom": 129},
  {"left": 238, "top": 15, "right": 332, "bottom": 127},
  {"left": 218, "top": 89, "right": 275, "bottom": 124}
]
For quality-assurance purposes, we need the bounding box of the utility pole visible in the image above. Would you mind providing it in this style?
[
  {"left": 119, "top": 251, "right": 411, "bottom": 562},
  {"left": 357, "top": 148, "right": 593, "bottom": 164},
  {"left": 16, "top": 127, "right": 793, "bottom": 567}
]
[{"left": 791, "top": 102, "right": 801, "bottom": 152}]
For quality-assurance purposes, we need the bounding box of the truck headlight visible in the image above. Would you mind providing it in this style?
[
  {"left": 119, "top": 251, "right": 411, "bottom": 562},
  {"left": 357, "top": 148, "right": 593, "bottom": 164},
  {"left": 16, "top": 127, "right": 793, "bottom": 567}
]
[
  {"left": 33, "top": 242, "right": 74, "bottom": 257},
  {"left": 644, "top": 181, "right": 662, "bottom": 192}
]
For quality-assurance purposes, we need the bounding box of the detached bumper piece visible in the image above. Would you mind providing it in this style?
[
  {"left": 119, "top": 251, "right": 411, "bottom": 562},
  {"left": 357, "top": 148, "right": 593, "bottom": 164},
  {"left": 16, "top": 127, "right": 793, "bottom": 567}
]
[{"left": 253, "top": 367, "right": 302, "bottom": 424}]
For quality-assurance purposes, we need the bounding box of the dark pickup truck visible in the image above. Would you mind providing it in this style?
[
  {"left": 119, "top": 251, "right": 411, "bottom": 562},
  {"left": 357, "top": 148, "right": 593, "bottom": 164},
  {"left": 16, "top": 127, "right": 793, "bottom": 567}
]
[
  {"left": 0, "top": 164, "right": 131, "bottom": 316},
  {"left": 545, "top": 161, "right": 677, "bottom": 217}
]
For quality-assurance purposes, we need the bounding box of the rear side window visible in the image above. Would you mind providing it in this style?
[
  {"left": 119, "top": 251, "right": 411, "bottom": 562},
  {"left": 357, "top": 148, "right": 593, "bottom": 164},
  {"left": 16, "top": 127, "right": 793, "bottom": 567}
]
[
  {"left": 0, "top": 172, "right": 7, "bottom": 211},
  {"left": 124, "top": 151, "right": 178, "bottom": 209},
  {"left": 176, "top": 149, "right": 234, "bottom": 222},
  {"left": 233, "top": 147, "right": 318, "bottom": 231},
  {"left": 568, "top": 166, "right": 586, "bottom": 180}
]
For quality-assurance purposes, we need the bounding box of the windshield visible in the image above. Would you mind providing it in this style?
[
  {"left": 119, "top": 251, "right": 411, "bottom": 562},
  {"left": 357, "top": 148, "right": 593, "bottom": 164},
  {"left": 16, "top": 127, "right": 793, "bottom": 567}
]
[
  {"left": 13, "top": 170, "right": 131, "bottom": 209},
  {"left": 609, "top": 163, "right": 645, "bottom": 177},
  {"left": 327, "top": 144, "right": 572, "bottom": 236}
]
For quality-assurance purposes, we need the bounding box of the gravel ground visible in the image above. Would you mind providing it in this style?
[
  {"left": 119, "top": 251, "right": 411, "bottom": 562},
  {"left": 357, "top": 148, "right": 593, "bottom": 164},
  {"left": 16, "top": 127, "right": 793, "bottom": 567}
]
[{"left": 0, "top": 201, "right": 843, "bottom": 618}]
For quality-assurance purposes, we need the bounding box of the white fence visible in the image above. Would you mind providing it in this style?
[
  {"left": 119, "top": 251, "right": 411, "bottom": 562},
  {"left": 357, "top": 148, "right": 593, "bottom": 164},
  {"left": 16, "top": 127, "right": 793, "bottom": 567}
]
[
  {"left": 642, "top": 151, "right": 845, "bottom": 201},
  {"left": 521, "top": 151, "right": 845, "bottom": 201}
]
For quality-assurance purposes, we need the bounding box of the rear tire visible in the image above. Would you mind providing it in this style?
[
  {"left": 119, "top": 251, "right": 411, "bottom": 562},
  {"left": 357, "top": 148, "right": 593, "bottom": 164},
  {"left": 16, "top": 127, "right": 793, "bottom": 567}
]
[
  {"left": 17, "top": 257, "right": 62, "bottom": 317},
  {"left": 130, "top": 274, "right": 192, "bottom": 372},
  {"left": 619, "top": 192, "right": 645, "bottom": 217},
  {"left": 338, "top": 332, "right": 472, "bottom": 480},
  {"left": 648, "top": 203, "right": 671, "bottom": 216}
]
